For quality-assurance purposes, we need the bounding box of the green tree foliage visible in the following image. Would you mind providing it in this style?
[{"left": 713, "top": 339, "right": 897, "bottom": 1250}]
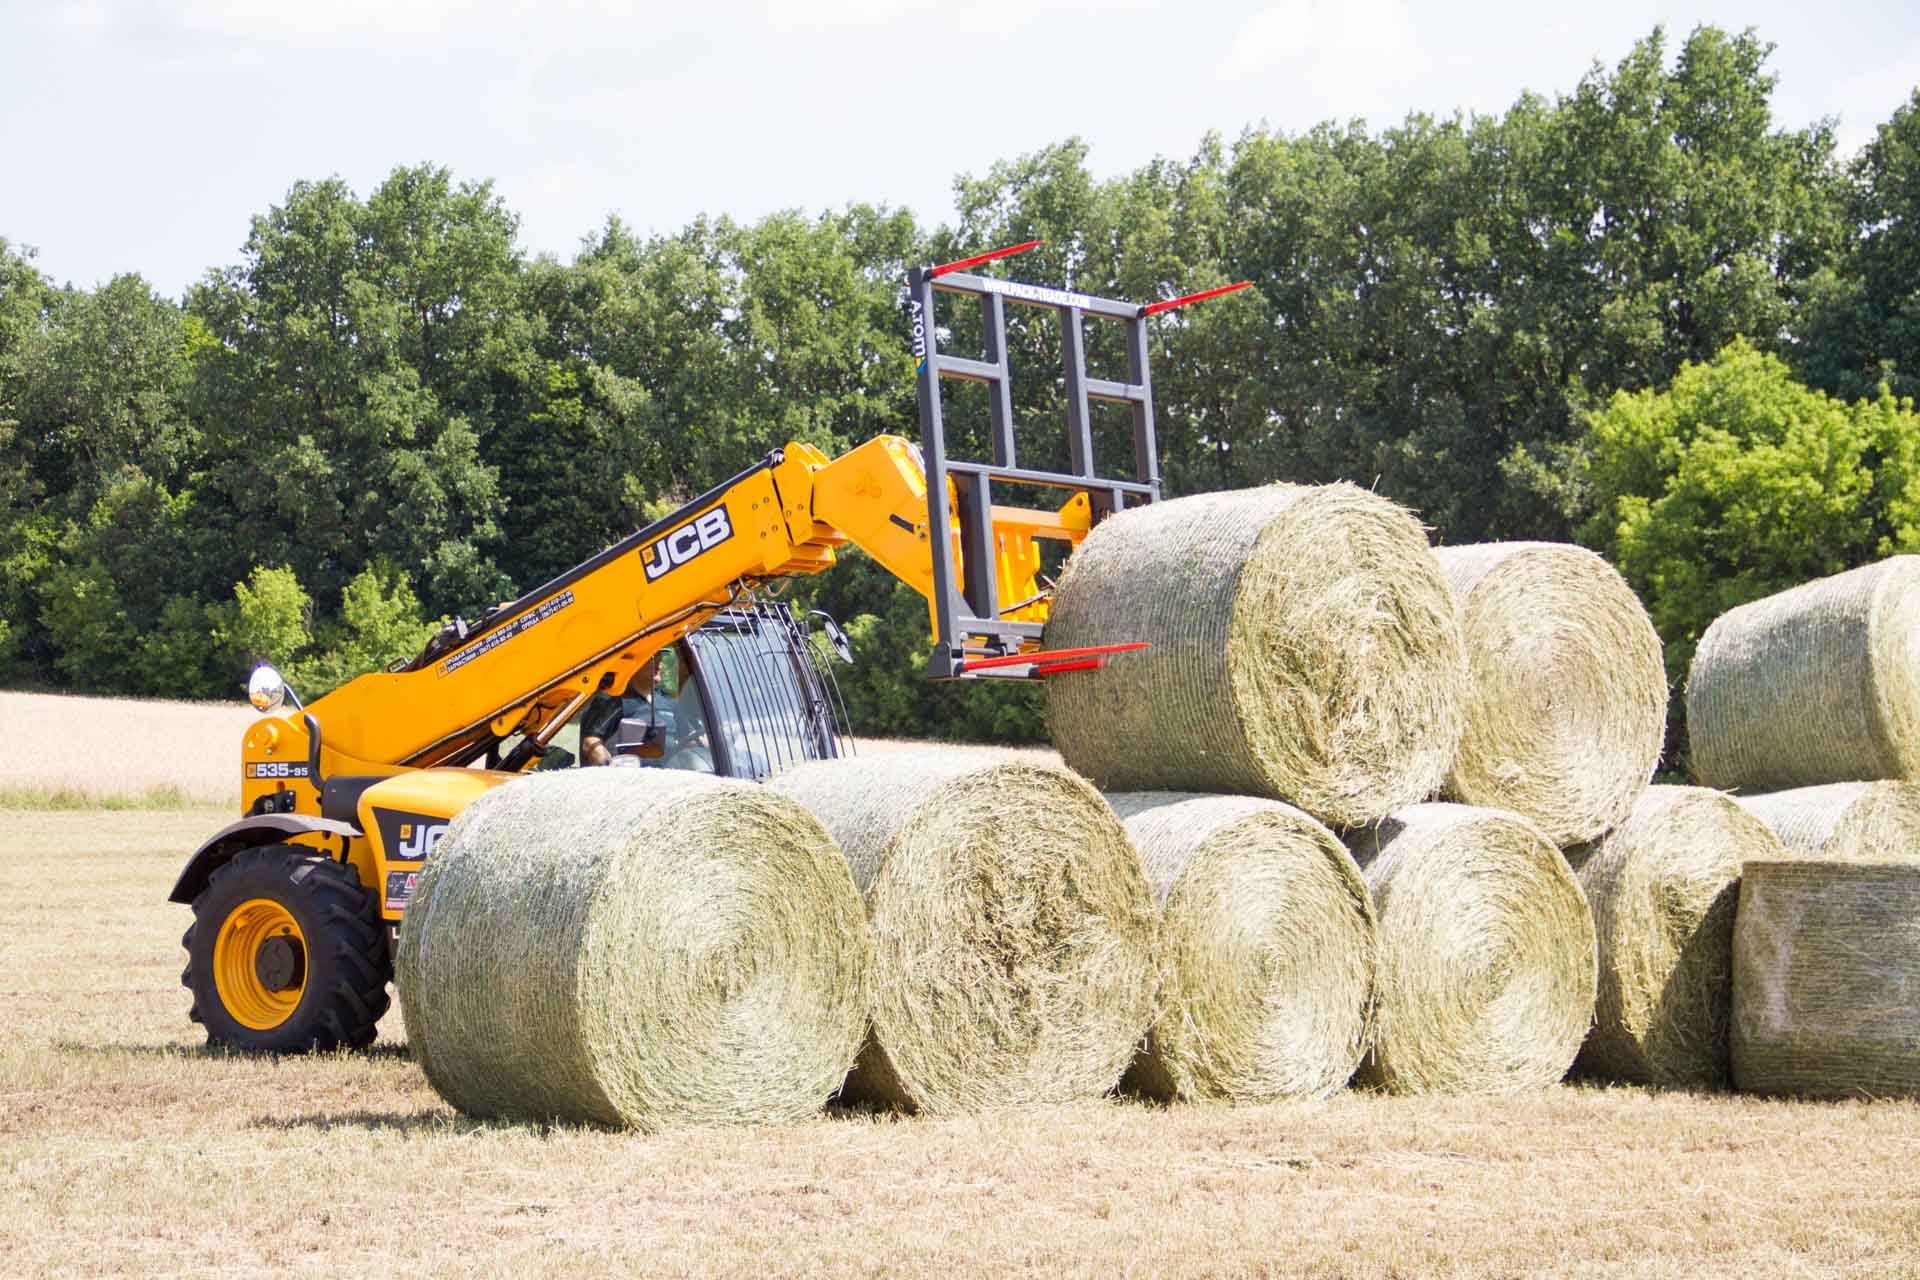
[
  {"left": 186, "top": 167, "right": 514, "bottom": 615},
  {"left": 11, "top": 273, "right": 197, "bottom": 507},
  {"left": 0, "top": 254, "right": 209, "bottom": 686},
  {"left": 1581, "top": 339, "right": 1920, "bottom": 691},
  {"left": 292, "top": 564, "right": 439, "bottom": 695},
  {"left": 1798, "top": 89, "right": 1920, "bottom": 402},
  {"left": 212, "top": 566, "right": 313, "bottom": 673},
  {"left": 0, "top": 240, "right": 53, "bottom": 678}
]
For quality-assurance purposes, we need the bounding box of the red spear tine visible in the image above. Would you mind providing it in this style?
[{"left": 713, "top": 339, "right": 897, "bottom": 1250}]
[
  {"left": 928, "top": 240, "right": 1044, "bottom": 279},
  {"left": 959, "top": 641, "right": 1149, "bottom": 673},
  {"left": 1033, "top": 657, "right": 1104, "bottom": 676},
  {"left": 1139, "top": 280, "right": 1254, "bottom": 317}
]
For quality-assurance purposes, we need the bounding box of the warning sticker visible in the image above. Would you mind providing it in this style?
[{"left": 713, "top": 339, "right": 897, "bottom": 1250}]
[
  {"left": 385, "top": 869, "right": 420, "bottom": 913},
  {"left": 439, "top": 590, "right": 575, "bottom": 678}
]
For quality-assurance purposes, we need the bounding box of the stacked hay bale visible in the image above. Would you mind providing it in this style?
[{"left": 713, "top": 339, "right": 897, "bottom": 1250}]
[
  {"left": 1687, "top": 557, "right": 1920, "bottom": 791},
  {"left": 1566, "top": 786, "right": 1787, "bottom": 1088},
  {"left": 1434, "top": 543, "right": 1666, "bottom": 845},
  {"left": 1044, "top": 482, "right": 1466, "bottom": 828},
  {"left": 1345, "top": 804, "right": 1596, "bottom": 1095},
  {"left": 1732, "top": 860, "right": 1920, "bottom": 1098},
  {"left": 395, "top": 769, "right": 871, "bottom": 1130},
  {"left": 1676, "top": 561, "right": 1920, "bottom": 1100},
  {"left": 1107, "top": 792, "right": 1376, "bottom": 1102},
  {"left": 768, "top": 752, "right": 1158, "bottom": 1114},
  {"left": 1734, "top": 781, "right": 1920, "bottom": 863}
]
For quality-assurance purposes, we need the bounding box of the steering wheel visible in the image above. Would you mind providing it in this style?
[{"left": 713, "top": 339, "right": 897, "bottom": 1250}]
[{"left": 664, "top": 730, "right": 713, "bottom": 773}]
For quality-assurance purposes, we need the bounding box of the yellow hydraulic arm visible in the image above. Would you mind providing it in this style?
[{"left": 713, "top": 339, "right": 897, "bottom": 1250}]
[{"left": 232, "top": 433, "right": 1091, "bottom": 821}]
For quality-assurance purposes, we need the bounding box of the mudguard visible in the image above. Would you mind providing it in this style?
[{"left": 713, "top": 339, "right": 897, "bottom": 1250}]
[{"left": 166, "top": 813, "right": 361, "bottom": 905}]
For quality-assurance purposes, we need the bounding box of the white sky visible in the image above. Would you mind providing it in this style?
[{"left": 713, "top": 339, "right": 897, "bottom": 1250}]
[{"left": 4, "top": 0, "right": 1916, "bottom": 298}]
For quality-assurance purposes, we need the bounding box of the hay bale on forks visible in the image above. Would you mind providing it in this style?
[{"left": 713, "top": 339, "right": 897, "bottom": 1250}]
[
  {"left": 1735, "top": 781, "right": 1920, "bottom": 863},
  {"left": 1732, "top": 860, "right": 1920, "bottom": 1098},
  {"left": 1346, "top": 803, "right": 1596, "bottom": 1095},
  {"left": 1108, "top": 792, "right": 1376, "bottom": 1102},
  {"left": 1686, "top": 556, "right": 1920, "bottom": 791},
  {"left": 769, "top": 752, "right": 1158, "bottom": 1114},
  {"left": 1044, "top": 483, "right": 1466, "bottom": 828},
  {"left": 394, "top": 769, "right": 871, "bottom": 1130},
  {"left": 1566, "top": 786, "right": 1786, "bottom": 1088},
  {"left": 1434, "top": 542, "right": 1665, "bottom": 844}
]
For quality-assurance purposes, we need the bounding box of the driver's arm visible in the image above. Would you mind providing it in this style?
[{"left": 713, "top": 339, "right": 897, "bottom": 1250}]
[{"left": 577, "top": 692, "right": 620, "bottom": 767}]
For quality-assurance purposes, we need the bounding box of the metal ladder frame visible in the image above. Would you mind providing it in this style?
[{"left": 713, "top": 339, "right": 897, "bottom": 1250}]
[{"left": 905, "top": 257, "right": 1164, "bottom": 680}]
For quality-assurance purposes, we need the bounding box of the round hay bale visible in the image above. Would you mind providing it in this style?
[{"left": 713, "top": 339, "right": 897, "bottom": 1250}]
[
  {"left": 1043, "top": 483, "right": 1466, "bottom": 828},
  {"left": 1731, "top": 860, "right": 1920, "bottom": 1098},
  {"left": 1434, "top": 542, "right": 1666, "bottom": 844},
  {"left": 1345, "top": 802, "right": 1596, "bottom": 1094},
  {"left": 767, "top": 752, "right": 1157, "bottom": 1114},
  {"left": 395, "top": 769, "right": 870, "bottom": 1130},
  {"left": 1686, "top": 556, "right": 1920, "bottom": 791},
  {"left": 1564, "top": 785, "right": 1786, "bottom": 1088},
  {"left": 1734, "top": 781, "right": 1920, "bottom": 863},
  {"left": 1108, "top": 792, "right": 1376, "bottom": 1102}
]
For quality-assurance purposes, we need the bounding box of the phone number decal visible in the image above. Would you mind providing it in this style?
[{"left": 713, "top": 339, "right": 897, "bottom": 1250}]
[{"left": 439, "top": 590, "right": 576, "bottom": 678}]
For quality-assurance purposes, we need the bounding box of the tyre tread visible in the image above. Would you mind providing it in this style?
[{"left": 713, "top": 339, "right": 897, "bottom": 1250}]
[{"left": 179, "top": 845, "right": 391, "bottom": 1054}]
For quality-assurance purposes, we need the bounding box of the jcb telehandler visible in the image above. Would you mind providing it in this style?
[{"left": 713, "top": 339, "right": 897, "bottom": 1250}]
[{"left": 170, "top": 246, "right": 1245, "bottom": 1052}]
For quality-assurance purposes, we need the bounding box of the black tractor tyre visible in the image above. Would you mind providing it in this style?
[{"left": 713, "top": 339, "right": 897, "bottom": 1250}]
[{"left": 180, "top": 845, "right": 392, "bottom": 1054}]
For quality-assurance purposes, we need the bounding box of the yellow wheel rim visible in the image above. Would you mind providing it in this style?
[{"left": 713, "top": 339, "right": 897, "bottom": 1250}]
[{"left": 213, "top": 898, "right": 308, "bottom": 1031}]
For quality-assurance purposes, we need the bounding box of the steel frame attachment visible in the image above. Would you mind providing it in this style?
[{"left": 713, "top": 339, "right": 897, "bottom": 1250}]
[{"left": 909, "top": 248, "right": 1179, "bottom": 679}]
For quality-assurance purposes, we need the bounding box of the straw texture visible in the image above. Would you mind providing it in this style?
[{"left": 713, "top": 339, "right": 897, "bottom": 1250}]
[
  {"left": 1435, "top": 542, "right": 1665, "bottom": 844},
  {"left": 1732, "top": 860, "right": 1920, "bottom": 1098},
  {"left": 1565, "top": 785, "right": 1786, "bottom": 1087},
  {"left": 1735, "top": 781, "right": 1920, "bottom": 863},
  {"left": 1108, "top": 792, "right": 1376, "bottom": 1102},
  {"left": 394, "top": 770, "right": 871, "bottom": 1130},
  {"left": 1346, "top": 803, "right": 1597, "bottom": 1094},
  {"left": 768, "top": 752, "right": 1158, "bottom": 1114},
  {"left": 1687, "top": 556, "right": 1920, "bottom": 791},
  {"left": 1043, "top": 483, "right": 1466, "bottom": 828}
]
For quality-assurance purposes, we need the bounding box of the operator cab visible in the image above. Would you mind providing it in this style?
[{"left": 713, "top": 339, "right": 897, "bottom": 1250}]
[{"left": 505, "top": 602, "right": 852, "bottom": 782}]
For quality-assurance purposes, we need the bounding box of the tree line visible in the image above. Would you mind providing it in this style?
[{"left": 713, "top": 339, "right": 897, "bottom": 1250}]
[{"left": 2, "top": 25, "right": 1918, "bottom": 754}]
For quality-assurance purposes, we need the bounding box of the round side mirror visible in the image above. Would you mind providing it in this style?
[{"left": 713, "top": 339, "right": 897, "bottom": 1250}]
[{"left": 248, "top": 665, "right": 287, "bottom": 712}]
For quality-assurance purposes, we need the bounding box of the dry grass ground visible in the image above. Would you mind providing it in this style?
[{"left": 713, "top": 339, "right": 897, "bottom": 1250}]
[{"left": 4, "top": 810, "right": 1920, "bottom": 1277}]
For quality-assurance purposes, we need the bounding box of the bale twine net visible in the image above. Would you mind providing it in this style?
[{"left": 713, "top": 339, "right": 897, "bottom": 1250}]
[
  {"left": 1732, "top": 860, "right": 1920, "bottom": 1098},
  {"left": 768, "top": 752, "right": 1158, "bottom": 1114},
  {"left": 1345, "top": 803, "right": 1596, "bottom": 1094},
  {"left": 1687, "top": 556, "right": 1920, "bottom": 791},
  {"left": 1565, "top": 785, "right": 1785, "bottom": 1088},
  {"left": 1044, "top": 483, "right": 1466, "bottom": 828},
  {"left": 1107, "top": 792, "right": 1376, "bottom": 1102},
  {"left": 1434, "top": 542, "right": 1665, "bottom": 844},
  {"left": 394, "top": 769, "right": 871, "bottom": 1130},
  {"left": 1735, "top": 781, "right": 1920, "bottom": 864}
]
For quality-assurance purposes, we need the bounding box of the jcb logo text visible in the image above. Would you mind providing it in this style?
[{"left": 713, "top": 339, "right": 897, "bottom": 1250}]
[
  {"left": 396, "top": 822, "right": 448, "bottom": 861},
  {"left": 642, "top": 507, "right": 733, "bottom": 582}
]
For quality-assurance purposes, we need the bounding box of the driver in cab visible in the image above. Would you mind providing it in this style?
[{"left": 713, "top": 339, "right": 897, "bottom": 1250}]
[{"left": 580, "top": 655, "right": 664, "bottom": 767}]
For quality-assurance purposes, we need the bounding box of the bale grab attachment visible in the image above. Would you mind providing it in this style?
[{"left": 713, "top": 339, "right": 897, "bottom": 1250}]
[{"left": 906, "top": 239, "right": 1247, "bottom": 679}]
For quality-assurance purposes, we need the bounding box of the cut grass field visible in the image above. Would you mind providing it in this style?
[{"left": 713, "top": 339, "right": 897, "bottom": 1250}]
[
  {"left": 4, "top": 809, "right": 1920, "bottom": 1276},
  {"left": 2, "top": 691, "right": 1914, "bottom": 1272}
]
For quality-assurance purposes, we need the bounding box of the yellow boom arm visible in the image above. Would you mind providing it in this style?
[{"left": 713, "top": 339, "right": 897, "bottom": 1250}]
[{"left": 237, "top": 434, "right": 1089, "bottom": 819}]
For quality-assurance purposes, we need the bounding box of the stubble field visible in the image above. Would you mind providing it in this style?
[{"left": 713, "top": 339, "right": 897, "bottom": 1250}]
[{"left": 2, "top": 696, "right": 1919, "bottom": 1276}]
